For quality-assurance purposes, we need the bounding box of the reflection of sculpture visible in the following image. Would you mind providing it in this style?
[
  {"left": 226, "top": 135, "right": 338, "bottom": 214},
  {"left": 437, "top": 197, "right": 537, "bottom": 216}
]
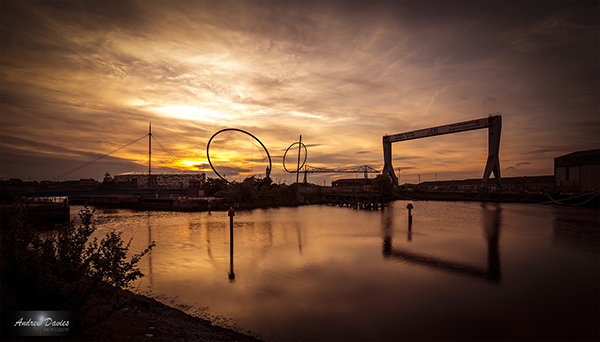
[
  {"left": 382, "top": 203, "right": 502, "bottom": 283},
  {"left": 228, "top": 208, "right": 236, "bottom": 282},
  {"left": 188, "top": 214, "right": 304, "bottom": 283},
  {"left": 147, "top": 211, "right": 154, "bottom": 288}
]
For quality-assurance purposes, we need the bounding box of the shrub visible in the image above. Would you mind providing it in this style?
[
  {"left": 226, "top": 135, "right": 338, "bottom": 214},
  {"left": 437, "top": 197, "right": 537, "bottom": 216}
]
[{"left": 0, "top": 206, "right": 155, "bottom": 328}]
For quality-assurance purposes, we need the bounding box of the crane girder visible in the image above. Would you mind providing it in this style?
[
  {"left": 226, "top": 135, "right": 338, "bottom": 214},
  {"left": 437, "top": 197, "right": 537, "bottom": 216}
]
[
  {"left": 382, "top": 115, "right": 502, "bottom": 189},
  {"left": 384, "top": 116, "right": 497, "bottom": 143},
  {"left": 304, "top": 164, "right": 380, "bottom": 174}
]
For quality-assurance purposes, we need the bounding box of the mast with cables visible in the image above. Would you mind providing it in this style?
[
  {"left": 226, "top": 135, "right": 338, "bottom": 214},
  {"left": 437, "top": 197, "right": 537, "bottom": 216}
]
[
  {"left": 148, "top": 123, "right": 152, "bottom": 190},
  {"left": 51, "top": 124, "right": 184, "bottom": 182}
]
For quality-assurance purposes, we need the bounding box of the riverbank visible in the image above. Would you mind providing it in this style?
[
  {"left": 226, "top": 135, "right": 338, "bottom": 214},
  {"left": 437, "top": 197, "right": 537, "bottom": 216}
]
[
  {"left": 1, "top": 285, "right": 263, "bottom": 341},
  {"left": 72, "top": 289, "right": 263, "bottom": 341},
  {"left": 68, "top": 191, "right": 325, "bottom": 212},
  {"left": 0, "top": 205, "right": 263, "bottom": 341}
]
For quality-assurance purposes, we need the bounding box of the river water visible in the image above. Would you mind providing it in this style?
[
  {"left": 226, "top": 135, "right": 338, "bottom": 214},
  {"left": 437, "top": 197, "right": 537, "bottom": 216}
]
[{"left": 73, "top": 201, "right": 599, "bottom": 341}]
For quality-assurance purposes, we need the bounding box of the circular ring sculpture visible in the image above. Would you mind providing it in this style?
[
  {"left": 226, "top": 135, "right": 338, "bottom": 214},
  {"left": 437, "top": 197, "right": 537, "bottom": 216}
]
[
  {"left": 206, "top": 128, "right": 272, "bottom": 183},
  {"left": 283, "top": 141, "right": 307, "bottom": 173}
]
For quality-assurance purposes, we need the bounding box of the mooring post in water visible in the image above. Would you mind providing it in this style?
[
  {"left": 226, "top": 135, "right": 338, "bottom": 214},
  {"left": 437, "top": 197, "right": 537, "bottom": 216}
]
[
  {"left": 228, "top": 207, "right": 236, "bottom": 282},
  {"left": 406, "top": 203, "right": 413, "bottom": 224}
]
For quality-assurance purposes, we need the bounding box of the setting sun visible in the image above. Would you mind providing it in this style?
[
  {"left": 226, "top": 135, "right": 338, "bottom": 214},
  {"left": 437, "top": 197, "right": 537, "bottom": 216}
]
[{"left": 0, "top": 1, "right": 597, "bottom": 185}]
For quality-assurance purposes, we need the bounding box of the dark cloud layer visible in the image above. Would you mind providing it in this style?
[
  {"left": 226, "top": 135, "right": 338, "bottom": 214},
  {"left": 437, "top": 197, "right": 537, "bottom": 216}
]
[{"left": 1, "top": 1, "right": 598, "bottom": 183}]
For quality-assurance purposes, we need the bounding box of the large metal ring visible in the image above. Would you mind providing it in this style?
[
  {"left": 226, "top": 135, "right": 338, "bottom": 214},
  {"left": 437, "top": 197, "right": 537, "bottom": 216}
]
[
  {"left": 283, "top": 141, "right": 307, "bottom": 173},
  {"left": 206, "top": 128, "right": 272, "bottom": 183}
]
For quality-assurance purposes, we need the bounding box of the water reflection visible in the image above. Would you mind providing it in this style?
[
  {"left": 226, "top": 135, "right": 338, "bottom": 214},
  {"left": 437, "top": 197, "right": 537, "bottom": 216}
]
[
  {"left": 483, "top": 203, "right": 502, "bottom": 282},
  {"left": 147, "top": 212, "right": 154, "bottom": 287},
  {"left": 382, "top": 203, "right": 502, "bottom": 283},
  {"left": 552, "top": 205, "right": 599, "bottom": 255},
  {"left": 226, "top": 217, "right": 304, "bottom": 282},
  {"left": 229, "top": 218, "right": 235, "bottom": 282},
  {"left": 83, "top": 202, "right": 598, "bottom": 341}
]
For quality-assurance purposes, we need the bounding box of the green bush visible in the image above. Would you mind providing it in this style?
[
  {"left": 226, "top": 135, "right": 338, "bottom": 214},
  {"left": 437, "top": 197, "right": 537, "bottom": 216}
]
[{"left": 1, "top": 205, "right": 155, "bottom": 327}]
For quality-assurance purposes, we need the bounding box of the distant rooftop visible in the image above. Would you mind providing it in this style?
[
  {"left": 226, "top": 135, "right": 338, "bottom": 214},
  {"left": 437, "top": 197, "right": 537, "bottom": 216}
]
[
  {"left": 555, "top": 149, "right": 599, "bottom": 159},
  {"left": 116, "top": 170, "right": 205, "bottom": 176},
  {"left": 554, "top": 149, "right": 599, "bottom": 167}
]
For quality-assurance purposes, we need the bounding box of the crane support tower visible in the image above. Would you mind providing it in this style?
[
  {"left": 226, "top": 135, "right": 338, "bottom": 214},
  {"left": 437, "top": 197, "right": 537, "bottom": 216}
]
[{"left": 382, "top": 115, "right": 502, "bottom": 189}]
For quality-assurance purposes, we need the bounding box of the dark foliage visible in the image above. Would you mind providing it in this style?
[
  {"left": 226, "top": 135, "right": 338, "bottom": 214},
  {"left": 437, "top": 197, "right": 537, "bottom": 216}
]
[
  {"left": 0, "top": 205, "right": 154, "bottom": 329},
  {"left": 204, "top": 177, "right": 228, "bottom": 196},
  {"left": 372, "top": 174, "right": 394, "bottom": 200},
  {"left": 219, "top": 176, "right": 301, "bottom": 208}
]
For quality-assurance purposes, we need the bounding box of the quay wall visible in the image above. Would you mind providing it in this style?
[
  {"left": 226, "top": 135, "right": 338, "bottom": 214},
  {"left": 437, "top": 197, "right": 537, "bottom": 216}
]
[
  {"left": 1, "top": 201, "right": 70, "bottom": 229},
  {"left": 69, "top": 195, "right": 228, "bottom": 212}
]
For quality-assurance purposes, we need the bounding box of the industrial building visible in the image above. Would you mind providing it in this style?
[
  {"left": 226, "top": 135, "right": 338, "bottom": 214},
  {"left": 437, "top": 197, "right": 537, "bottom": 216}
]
[
  {"left": 331, "top": 178, "right": 373, "bottom": 190},
  {"left": 114, "top": 171, "right": 206, "bottom": 190},
  {"left": 416, "top": 176, "right": 554, "bottom": 192},
  {"left": 554, "top": 149, "right": 599, "bottom": 192}
]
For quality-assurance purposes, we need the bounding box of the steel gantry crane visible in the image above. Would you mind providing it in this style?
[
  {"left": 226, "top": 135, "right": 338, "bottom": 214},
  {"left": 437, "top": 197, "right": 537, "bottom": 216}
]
[{"left": 382, "top": 115, "right": 502, "bottom": 189}]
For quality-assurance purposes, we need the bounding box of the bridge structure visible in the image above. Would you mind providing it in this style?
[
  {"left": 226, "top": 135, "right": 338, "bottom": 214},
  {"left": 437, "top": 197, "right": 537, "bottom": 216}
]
[
  {"left": 298, "top": 164, "right": 380, "bottom": 183},
  {"left": 382, "top": 115, "right": 502, "bottom": 189},
  {"left": 52, "top": 123, "right": 184, "bottom": 184}
]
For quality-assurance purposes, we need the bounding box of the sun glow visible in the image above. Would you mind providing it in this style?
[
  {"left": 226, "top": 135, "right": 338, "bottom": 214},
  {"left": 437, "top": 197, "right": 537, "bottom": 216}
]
[
  {"left": 175, "top": 159, "right": 212, "bottom": 171},
  {"left": 151, "top": 105, "right": 229, "bottom": 123}
]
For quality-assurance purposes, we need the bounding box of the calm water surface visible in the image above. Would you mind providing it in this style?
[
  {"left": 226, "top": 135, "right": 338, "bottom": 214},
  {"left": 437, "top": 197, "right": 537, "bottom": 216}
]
[{"left": 75, "top": 201, "right": 599, "bottom": 340}]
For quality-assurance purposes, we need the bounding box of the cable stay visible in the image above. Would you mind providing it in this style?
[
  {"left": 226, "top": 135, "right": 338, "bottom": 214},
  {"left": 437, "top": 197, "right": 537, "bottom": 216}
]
[
  {"left": 152, "top": 134, "right": 185, "bottom": 171},
  {"left": 52, "top": 126, "right": 187, "bottom": 181},
  {"left": 52, "top": 134, "right": 148, "bottom": 181}
]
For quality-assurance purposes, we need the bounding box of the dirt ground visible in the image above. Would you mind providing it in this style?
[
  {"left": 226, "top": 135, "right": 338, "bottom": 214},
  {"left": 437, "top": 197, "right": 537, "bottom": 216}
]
[{"left": 74, "top": 293, "right": 263, "bottom": 341}]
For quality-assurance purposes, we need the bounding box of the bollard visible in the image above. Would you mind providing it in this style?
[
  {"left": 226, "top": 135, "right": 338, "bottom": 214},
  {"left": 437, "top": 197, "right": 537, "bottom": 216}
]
[
  {"left": 228, "top": 207, "right": 235, "bottom": 281},
  {"left": 406, "top": 203, "right": 413, "bottom": 224}
]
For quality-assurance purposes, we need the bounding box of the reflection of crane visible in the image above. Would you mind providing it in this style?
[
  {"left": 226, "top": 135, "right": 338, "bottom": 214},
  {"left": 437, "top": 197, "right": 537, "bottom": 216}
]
[
  {"left": 381, "top": 202, "right": 502, "bottom": 283},
  {"left": 299, "top": 165, "right": 380, "bottom": 183}
]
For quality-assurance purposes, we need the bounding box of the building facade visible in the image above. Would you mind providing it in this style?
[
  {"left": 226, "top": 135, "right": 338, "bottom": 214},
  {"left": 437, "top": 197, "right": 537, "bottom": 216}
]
[
  {"left": 114, "top": 171, "right": 206, "bottom": 189},
  {"left": 555, "top": 149, "right": 599, "bottom": 192},
  {"left": 331, "top": 178, "right": 373, "bottom": 189}
]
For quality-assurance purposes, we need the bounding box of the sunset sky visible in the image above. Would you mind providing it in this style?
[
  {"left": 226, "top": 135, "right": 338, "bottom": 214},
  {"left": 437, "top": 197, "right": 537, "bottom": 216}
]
[{"left": 1, "top": 1, "right": 598, "bottom": 185}]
